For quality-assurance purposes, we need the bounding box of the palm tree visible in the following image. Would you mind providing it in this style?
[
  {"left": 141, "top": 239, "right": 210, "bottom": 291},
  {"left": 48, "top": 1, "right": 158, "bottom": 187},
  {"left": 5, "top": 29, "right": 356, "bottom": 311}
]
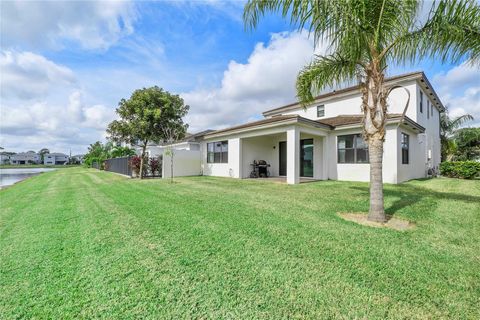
[
  {"left": 440, "top": 107, "right": 474, "bottom": 161},
  {"left": 244, "top": 0, "right": 480, "bottom": 222}
]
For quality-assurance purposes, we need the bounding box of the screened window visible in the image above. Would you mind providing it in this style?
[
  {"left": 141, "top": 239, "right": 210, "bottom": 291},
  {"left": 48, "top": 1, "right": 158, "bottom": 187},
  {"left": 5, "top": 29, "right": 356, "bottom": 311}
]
[
  {"left": 207, "top": 141, "right": 228, "bottom": 163},
  {"left": 401, "top": 133, "right": 409, "bottom": 164},
  {"left": 420, "top": 91, "right": 423, "bottom": 113},
  {"left": 337, "top": 134, "right": 369, "bottom": 163},
  {"left": 317, "top": 105, "right": 325, "bottom": 117}
]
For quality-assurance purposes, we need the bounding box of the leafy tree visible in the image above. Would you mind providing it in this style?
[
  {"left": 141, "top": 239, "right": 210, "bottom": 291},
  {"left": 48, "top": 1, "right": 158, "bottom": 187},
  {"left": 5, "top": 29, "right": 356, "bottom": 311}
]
[
  {"left": 84, "top": 141, "right": 111, "bottom": 167},
  {"left": 244, "top": 0, "right": 480, "bottom": 222},
  {"left": 110, "top": 146, "right": 136, "bottom": 158},
  {"left": 107, "top": 86, "right": 189, "bottom": 179},
  {"left": 38, "top": 148, "right": 50, "bottom": 163},
  {"left": 162, "top": 125, "right": 184, "bottom": 183},
  {"left": 440, "top": 107, "right": 474, "bottom": 161},
  {"left": 454, "top": 127, "right": 480, "bottom": 161}
]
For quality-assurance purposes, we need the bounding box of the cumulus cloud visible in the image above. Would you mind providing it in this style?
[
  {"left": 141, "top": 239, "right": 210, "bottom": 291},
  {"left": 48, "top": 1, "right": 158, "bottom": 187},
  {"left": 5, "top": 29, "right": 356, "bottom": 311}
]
[
  {"left": 182, "top": 31, "right": 327, "bottom": 132},
  {"left": 0, "top": 1, "right": 137, "bottom": 50},
  {"left": 0, "top": 50, "right": 116, "bottom": 153},
  {"left": 433, "top": 63, "right": 480, "bottom": 126},
  {"left": 0, "top": 90, "right": 115, "bottom": 153},
  {"left": 0, "top": 50, "right": 76, "bottom": 100}
]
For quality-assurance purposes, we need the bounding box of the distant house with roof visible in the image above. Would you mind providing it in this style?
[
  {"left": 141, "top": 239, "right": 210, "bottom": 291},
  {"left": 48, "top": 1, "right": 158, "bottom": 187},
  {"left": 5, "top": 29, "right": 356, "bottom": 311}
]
[
  {"left": 10, "top": 152, "right": 41, "bottom": 165},
  {"left": 0, "top": 152, "right": 13, "bottom": 165},
  {"left": 44, "top": 153, "right": 69, "bottom": 165}
]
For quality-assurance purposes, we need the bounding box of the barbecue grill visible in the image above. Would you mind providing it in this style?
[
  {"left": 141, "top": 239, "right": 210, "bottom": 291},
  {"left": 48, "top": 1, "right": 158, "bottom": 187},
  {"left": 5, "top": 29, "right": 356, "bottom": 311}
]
[{"left": 250, "top": 160, "right": 270, "bottom": 178}]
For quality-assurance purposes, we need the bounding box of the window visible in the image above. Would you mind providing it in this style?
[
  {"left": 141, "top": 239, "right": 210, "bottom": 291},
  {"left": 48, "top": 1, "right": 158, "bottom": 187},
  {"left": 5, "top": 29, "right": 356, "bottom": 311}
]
[
  {"left": 317, "top": 105, "right": 325, "bottom": 117},
  {"left": 207, "top": 141, "right": 228, "bottom": 163},
  {"left": 337, "top": 134, "right": 369, "bottom": 163},
  {"left": 420, "top": 91, "right": 423, "bottom": 113},
  {"left": 401, "top": 133, "right": 409, "bottom": 164},
  {"left": 430, "top": 104, "right": 434, "bottom": 118},
  {"left": 427, "top": 100, "right": 430, "bottom": 119}
]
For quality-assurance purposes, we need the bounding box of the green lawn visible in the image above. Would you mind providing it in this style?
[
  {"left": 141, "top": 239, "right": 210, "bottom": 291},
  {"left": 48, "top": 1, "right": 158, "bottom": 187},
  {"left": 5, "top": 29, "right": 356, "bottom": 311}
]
[{"left": 1, "top": 168, "right": 479, "bottom": 319}]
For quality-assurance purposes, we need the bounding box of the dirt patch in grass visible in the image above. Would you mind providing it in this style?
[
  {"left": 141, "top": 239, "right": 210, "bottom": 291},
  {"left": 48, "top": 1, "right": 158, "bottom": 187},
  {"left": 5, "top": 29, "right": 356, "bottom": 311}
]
[{"left": 338, "top": 213, "right": 415, "bottom": 231}]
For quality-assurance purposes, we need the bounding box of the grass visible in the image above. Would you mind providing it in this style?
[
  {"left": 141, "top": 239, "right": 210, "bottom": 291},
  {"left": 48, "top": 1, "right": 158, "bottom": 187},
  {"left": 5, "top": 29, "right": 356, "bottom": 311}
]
[{"left": 1, "top": 168, "right": 479, "bottom": 319}]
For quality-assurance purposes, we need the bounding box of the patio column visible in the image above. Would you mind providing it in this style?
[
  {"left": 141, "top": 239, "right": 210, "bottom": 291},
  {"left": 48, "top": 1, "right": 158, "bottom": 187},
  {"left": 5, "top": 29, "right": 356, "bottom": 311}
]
[
  {"left": 286, "top": 127, "right": 300, "bottom": 184},
  {"left": 229, "top": 138, "right": 242, "bottom": 178}
]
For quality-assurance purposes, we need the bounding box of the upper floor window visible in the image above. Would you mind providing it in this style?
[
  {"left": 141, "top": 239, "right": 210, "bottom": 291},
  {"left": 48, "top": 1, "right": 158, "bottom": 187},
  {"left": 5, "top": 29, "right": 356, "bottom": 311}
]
[
  {"left": 337, "top": 134, "right": 369, "bottom": 163},
  {"left": 420, "top": 91, "right": 423, "bottom": 113},
  {"left": 401, "top": 133, "right": 409, "bottom": 164},
  {"left": 427, "top": 100, "right": 430, "bottom": 119},
  {"left": 317, "top": 105, "right": 325, "bottom": 117},
  {"left": 207, "top": 141, "right": 228, "bottom": 163}
]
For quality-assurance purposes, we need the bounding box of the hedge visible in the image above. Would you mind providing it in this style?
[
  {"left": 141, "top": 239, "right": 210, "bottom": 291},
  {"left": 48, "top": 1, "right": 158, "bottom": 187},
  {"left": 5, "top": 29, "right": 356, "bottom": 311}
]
[{"left": 440, "top": 161, "right": 480, "bottom": 179}]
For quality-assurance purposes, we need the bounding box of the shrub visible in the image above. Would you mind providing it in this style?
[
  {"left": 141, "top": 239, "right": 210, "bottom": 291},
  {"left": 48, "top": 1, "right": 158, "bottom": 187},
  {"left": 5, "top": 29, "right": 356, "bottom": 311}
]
[
  {"left": 440, "top": 161, "right": 480, "bottom": 179},
  {"left": 149, "top": 157, "right": 161, "bottom": 176},
  {"left": 130, "top": 156, "right": 147, "bottom": 177}
]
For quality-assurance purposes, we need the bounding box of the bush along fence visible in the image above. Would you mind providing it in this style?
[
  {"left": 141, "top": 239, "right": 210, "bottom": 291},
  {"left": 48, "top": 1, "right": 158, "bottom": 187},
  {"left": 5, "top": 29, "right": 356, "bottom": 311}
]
[
  {"left": 440, "top": 161, "right": 480, "bottom": 179},
  {"left": 99, "top": 155, "right": 163, "bottom": 178}
]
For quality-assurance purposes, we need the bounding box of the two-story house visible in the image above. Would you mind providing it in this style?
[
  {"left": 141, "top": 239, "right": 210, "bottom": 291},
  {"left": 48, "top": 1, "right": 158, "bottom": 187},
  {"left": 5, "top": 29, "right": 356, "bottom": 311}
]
[
  {"left": 10, "top": 152, "right": 41, "bottom": 165},
  {"left": 199, "top": 71, "right": 443, "bottom": 184},
  {"left": 44, "top": 153, "right": 69, "bottom": 165}
]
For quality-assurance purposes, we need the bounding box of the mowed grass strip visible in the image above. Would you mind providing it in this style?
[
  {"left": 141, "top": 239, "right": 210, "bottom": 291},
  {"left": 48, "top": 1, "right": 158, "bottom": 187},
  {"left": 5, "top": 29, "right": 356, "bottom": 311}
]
[{"left": 0, "top": 168, "right": 479, "bottom": 319}]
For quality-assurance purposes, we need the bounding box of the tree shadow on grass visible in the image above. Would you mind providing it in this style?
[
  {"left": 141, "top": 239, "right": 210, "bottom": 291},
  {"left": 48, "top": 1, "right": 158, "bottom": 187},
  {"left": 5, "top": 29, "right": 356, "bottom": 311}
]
[{"left": 348, "top": 182, "right": 480, "bottom": 218}]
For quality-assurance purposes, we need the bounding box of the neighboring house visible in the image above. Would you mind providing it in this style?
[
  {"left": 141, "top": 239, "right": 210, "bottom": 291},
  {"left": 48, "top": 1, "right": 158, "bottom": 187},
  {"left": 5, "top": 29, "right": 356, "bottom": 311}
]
[
  {"left": 199, "top": 71, "right": 443, "bottom": 184},
  {"left": 0, "top": 152, "right": 12, "bottom": 165},
  {"left": 44, "top": 153, "right": 69, "bottom": 165},
  {"left": 138, "top": 130, "right": 215, "bottom": 158},
  {"left": 10, "top": 152, "right": 41, "bottom": 165},
  {"left": 71, "top": 154, "right": 84, "bottom": 164}
]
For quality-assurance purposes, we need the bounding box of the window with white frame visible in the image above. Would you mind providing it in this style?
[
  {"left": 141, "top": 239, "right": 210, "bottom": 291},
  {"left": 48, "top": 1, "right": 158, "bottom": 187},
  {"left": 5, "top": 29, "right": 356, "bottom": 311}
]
[
  {"left": 337, "top": 134, "right": 369, "bottom": 163},
  {"left": 420, "top": 91, "right": 423, "bottom": 113},
  {"left": 401, "top": 133, "right": 409, "bottom": 164},
  {"left": 207, "top": 141, "right": 228, "bottom": 163},
  {"left": 317, "top": 105, "right": 325, "bottom": 117}
]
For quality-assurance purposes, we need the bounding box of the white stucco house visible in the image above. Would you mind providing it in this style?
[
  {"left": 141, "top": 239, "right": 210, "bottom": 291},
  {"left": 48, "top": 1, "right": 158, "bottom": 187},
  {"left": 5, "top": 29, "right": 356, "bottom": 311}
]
[
  {"left": 10, "top": 152, "right": 41, "bottom": 165},
  {"left": 0, "top": 153, "right": 12, "bottom": 165},
  {"left": 138, "top": 130, "right": 215, "bottom": 158},
  {"left": 198, "top": 71, "right": 443, "bottom": 184},
  {"left": 44, "top": 153, "right": 69, "bottom": 165}
]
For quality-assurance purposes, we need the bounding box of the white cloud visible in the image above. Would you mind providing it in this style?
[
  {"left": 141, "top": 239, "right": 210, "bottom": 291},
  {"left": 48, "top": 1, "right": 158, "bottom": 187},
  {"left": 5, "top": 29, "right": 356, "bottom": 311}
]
[
  {"left": 0, "top": 50, "right": 116, "bottom": 153},
  {"left": 0, "top": 1, "right": 137, "bottom": 50},
  {"left": 182, "top": 31, "right": 327, "bottom": 132},
  {"left": 0, "top": 91, "right": 115, "bottom": 154},
  {"left": 0, "top": 50, "right": 76, "bottom": 100},
  {"left": 433, "top": 63, "right": 480, "bottom": 126}
]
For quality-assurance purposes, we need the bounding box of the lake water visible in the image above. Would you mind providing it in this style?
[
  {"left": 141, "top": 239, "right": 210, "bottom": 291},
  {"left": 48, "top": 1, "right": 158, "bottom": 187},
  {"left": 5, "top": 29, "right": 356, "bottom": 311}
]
[{"left": 0, "top": 168, "right": 56, "bottom": 188}]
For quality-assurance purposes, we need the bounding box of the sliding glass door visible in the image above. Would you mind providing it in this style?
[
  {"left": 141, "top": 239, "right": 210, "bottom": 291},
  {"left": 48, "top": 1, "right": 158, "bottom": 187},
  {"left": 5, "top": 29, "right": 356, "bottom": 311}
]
[{"left": 300, "top": 139, "right": 313, "bottom": 177}]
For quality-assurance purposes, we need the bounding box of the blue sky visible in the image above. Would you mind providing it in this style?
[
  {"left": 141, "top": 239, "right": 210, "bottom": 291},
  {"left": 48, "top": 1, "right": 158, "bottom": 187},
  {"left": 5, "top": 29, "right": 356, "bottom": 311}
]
[{"left": 1, "top": 1, "right": 478, "bottom": 154}]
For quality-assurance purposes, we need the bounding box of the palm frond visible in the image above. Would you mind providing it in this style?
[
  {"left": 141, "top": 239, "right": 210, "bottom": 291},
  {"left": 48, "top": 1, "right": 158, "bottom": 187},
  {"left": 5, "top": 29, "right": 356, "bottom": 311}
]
[
  {"left": 450, "top": 114, "right": 475, "bottom": 130},
  {"left": 296, "top": 53, "right": 358, "bottom": 105},
  {"left": 389, "top": 0, "right": 480, "bottom": 65}
]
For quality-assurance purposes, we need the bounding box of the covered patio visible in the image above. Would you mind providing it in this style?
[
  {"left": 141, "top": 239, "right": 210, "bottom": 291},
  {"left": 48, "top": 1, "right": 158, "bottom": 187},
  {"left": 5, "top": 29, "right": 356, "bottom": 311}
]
[{"left": 204, "top": 115, "right": 331, "bottom": 184}]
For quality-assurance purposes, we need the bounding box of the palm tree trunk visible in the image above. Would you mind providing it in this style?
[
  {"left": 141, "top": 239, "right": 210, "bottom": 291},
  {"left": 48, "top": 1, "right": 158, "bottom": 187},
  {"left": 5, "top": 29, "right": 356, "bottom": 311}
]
[
  {"left": 362, "top": 62, "right": 387, "bottom": 222},
  {"left": 368, "top": 136, "right": 386, "bottom": 222}
]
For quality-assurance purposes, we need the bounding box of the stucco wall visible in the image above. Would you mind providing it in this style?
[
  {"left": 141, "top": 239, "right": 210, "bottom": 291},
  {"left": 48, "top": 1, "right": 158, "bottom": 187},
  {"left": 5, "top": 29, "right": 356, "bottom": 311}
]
[
  {"left": 281, "top": 80, "right": 418, "bottom": 122},
  {"left": 201, "top": 138, "right": 242, "bottom": 178},
  {"left": 397, "top": 127, "right": 427, "bottom": 183},
  {"left": 162, "top": 149, "right": 201, "bottom": 178},
  {"left": 327, "top": 125, "right": 398, "bottom": 183}
]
